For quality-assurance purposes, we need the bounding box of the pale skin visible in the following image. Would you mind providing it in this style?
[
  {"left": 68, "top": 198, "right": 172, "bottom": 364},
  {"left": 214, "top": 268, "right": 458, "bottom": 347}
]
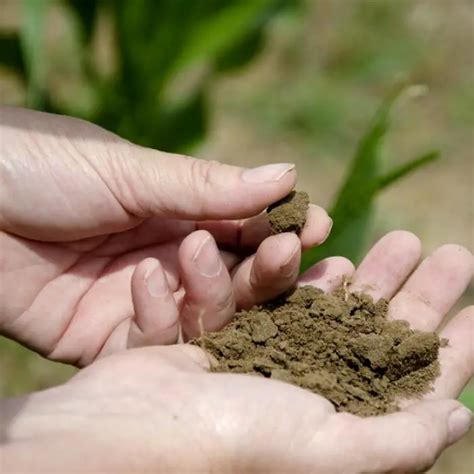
[{"left": 0, "top": 107, "right": 473, "bottom": 473}]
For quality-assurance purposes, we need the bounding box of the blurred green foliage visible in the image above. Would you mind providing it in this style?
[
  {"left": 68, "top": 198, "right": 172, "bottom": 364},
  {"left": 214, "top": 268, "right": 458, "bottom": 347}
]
[
  {"left": 13, "top": 0, "right": 292, "bottom": 152},
  {"left": 1, "top": 0, "right": 437, "bottom": 268}
]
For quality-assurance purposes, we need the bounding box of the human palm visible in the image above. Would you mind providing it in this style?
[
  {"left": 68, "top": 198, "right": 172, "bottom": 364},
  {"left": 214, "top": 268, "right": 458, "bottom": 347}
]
[
  {"left": 1, "top": 107, "right": 472, "bottom": 472},
  {"left": 0, "top": 107, "right": 332, "bottom": 365},
  {"left": 6, "top": 234, "right": 473, "bottom": 473}
]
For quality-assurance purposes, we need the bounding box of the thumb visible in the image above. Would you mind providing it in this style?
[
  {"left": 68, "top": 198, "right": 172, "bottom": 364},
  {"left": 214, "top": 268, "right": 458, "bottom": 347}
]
[
  {"left": 107, "top": 143, "right": 297, "bottom": 220},
  {"left": 345, "top": 400, "right": 472, "bottom": 473}
]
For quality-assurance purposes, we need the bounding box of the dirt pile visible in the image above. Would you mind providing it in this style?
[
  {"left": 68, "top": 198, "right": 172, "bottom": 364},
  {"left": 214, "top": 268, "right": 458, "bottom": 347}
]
[
  {"left": 192, "top": 190, "right": 443, "bottom": 416},
  {"left": 267, "top": 190, "right": 309, "bottom": 234},
  {"left": 193, "top": 286, "right": 444, "bottom": 416}
]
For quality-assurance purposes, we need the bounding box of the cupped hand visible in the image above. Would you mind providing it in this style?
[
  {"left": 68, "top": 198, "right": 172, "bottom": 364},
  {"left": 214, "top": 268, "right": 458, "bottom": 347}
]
[
  {"left": 3, "top": 232, "right": 474, "bottom": 474},
  {"left": 4, "top": 232, "right": 473, "bottom": 473},
  {"left": 0, "top": 107, "right": 332, "bottom": 365}
]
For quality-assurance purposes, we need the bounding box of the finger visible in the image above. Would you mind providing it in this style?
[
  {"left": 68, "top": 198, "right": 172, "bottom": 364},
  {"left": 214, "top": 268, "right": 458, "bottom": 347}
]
[
  {"left": 129, "top": 258, "right": 179, "bottom": 346},
  {"left": 350, "top": 230, "right": 421, "bottom": 300},
  {"left": 298, "top": 257, "right": 355, "bottom": 292},
  {"left": 299, "top": 204, "right": 333, "bottom": 250},
  {"left": 388, "top": 245, "right": 474, "bottom": 331},
  {"left": 47, "top": 244, "right": 182, "bottom": 365},
  {"left": 0, "top": 109, "right": 295, "bottom": 241},
  {"left": 426, "top": 306, "right": 474, "bottom": 400},
  {"left": 231, "top": 233, "right": 301, "bottom": 309},
  {"left": 325, "top": 400, "right": 472, "bottom": 473},
  {"left": 178, "top": 230, "right": 235, "bottom": 340},
  {"left": 198, "top": 204, "right": 332, "bottom": 251},
  {"left": 112, "top": 144, "right": 297, "bottom": 220},
  {"left": 220, "top": 250, "right": 241, "bottom": 271}
]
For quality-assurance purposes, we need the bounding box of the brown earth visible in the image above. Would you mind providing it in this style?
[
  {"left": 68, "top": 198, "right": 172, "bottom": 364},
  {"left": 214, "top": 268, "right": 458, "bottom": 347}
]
[
  {"left": 193, "top": 193, "right": 443, "bottom": 416},
  {"left": 267, "top": 190, "right": 309, "bottom": 234},
  {"left": 193, "top": 285, "right": 443, "bottom": 416}
]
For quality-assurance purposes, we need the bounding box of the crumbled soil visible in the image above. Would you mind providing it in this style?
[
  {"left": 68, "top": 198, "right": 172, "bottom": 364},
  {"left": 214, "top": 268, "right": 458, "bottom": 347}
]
[
  {"left": 267, "top": 190, "right": 309, "bottom": 234},
  {"left": 192, "top": 286, "right": 444, "bottom": 416},
  {"left": 192, "top": 189, "right": 443, "bottom": 416}
]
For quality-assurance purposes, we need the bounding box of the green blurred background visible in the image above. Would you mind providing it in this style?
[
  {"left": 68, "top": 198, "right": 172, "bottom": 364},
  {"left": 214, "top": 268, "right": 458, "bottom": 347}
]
[{"left": 1, "top": 1, "right": 473, "bottom": 471}]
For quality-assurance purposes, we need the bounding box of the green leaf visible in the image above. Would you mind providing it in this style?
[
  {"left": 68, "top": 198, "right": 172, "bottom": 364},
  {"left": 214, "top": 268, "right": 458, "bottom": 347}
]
[
  {"left": 0, "top": 33, "right": 25, "bottom": 74},
  {"left": 173, "top": 0, "right": 275, "bottom": 73},
  {"left": 20, "top": 0, "right": 48, "bottom": 108},
  {"left": 151, "top": 88, "right": 208, "bottom": 153},
  {"left": 459, "top": 386, "right": 474, "bottom": 411},
  {"left": 109, "top": 87, "right": 207, "bottom": 153},
  {"left": 330, "top": 84, "right": 404, "bottom": 212},
  {"left": 214, "top": 28, "right": 264, "bottom": 72},
  {"left": 99, "top": 0, "right": 288, "bottom": 149},
  {"left": 377, "top": 150, "right": 440, "bottom": 190},
  {"left": 112, "top": 0, "right": 201, "bottom": 97},
  {"left": 301, "top": 84, "right": 438, "bottom": 273},
  {"left": 301, "top": 86, "right": 403, "bottom": 272}
]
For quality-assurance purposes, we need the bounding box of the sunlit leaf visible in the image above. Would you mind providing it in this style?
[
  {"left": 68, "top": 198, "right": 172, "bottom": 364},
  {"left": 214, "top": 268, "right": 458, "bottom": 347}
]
[
  {"left": 301, "top": 85, "right": 438, "bottom": 272},
  {"left": 378, "top": 150, "right": 439, "bottom": 190},
  {"left": 173, "top": 0, "right": 275, "bottom": 73},
  {"left": 301, "top": 87, "right": 400, "bottom": 270}
]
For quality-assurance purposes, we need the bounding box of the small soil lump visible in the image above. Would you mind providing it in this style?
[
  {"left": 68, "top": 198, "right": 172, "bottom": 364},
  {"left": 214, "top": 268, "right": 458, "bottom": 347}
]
[{"left": 267, "top": 190, "right": 309, "bottom": 234}]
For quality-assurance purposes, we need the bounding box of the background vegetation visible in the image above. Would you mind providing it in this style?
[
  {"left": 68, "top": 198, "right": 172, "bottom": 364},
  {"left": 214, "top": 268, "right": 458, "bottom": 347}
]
[{"left": 1, "top": 1, "right": 472, "bottom": 471}]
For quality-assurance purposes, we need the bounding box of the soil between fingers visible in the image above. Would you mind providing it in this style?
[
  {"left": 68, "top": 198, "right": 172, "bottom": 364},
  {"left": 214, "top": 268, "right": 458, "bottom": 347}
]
[{"left": 267, "top": 190, "right": 309, "bottom": 234}]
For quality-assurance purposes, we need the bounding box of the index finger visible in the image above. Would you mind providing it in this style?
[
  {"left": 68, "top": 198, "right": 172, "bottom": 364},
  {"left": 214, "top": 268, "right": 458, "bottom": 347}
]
[{"left": 199, "top": 204, "right": 332, "bottom": 251}]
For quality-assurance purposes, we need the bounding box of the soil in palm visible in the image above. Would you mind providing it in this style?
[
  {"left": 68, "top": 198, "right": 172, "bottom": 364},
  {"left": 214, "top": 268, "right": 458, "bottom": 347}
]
[
  {"left": 193, "top": 286, "right": 443, "bottom": 416},
  {"left": 192, "top": 191, "right": 443, "bottom": 416}
]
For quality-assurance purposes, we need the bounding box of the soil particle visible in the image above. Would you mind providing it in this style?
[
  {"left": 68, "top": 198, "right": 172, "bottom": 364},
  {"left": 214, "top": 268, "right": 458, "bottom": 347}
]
[
  {"left": 192, "top": 286, "right": 443, "bottom": 416},
  {"left": 267, "top": 191, "right": 309, "bottom": 234}
]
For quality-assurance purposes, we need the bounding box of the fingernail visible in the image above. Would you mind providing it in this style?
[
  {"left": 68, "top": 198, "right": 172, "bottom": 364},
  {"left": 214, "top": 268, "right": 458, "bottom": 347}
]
[
  {"left": 193, "top": 236, "right": 222, "bottom": 278},
  {"left": 241, "top": 163, "right": 295, "bottom": 184},
  {"left": 448, "top": 406, "right": 472, "bottom": 444},
  {"left": 146, "top": 262, "right": 169, "bottom": 297},
  {"left": 322, "top": 216, "right": 333, "bottom": 242}
]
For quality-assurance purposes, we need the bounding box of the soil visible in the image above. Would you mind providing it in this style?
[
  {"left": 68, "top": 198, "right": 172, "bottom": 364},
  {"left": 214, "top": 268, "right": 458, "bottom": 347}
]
[
  {"left": 191, "top": 190, "right": 444, "bottom": 416},
  {"left": 267, "top": 190, "right": 309, "bottom": 234},
  {"left": 193, "top": 286, "right": 444, "bottom": 416}
]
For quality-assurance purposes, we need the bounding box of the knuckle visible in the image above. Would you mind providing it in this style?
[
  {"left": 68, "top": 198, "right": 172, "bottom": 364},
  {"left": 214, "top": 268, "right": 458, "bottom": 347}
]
[
  {"left": 191, "top": 158, "right": 221, "bottom": 190},
  {"left": 214, "top": 287, "right": 236, "bottom": 315},
  {"left": 188, "top": 159, "right": 223, "bottom": 215}
]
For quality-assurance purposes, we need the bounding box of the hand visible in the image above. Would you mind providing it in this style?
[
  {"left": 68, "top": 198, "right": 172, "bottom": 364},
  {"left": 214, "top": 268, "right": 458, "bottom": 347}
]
[
  {"left": 3, "top": 232, "right": 472, "bottom": 473},
  {"left": 0, "top": 107, "right": 332, "bottom": 366}
]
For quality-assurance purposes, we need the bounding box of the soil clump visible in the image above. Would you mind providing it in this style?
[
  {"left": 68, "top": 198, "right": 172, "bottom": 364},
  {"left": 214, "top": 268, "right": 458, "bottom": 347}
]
[
  {"left": 267, "top": 191, "right": 309, "bottom": 234},
  {"left": 193, "top": 286, "right": 444, "bottom": 416}
]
